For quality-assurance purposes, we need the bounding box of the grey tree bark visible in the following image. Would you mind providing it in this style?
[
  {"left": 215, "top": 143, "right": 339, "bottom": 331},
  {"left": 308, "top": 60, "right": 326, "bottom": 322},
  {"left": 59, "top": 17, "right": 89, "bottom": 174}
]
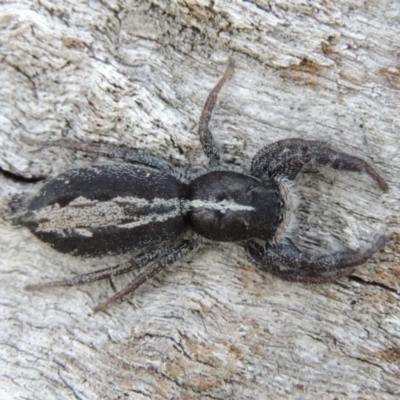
[{"left": 1, "top": 1, "right": 399, "bottom": 399}]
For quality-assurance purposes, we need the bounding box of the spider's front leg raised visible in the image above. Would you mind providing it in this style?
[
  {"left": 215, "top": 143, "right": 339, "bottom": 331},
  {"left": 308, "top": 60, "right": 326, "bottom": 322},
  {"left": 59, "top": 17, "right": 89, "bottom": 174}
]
[
  {"left": 246, "top": 235, "right": 388, "bottom": 284},
  {"left": 251, "top": 138, "right": 388, "bottom": 191},
  {"left": 247, "top": 138, "right": 388, "bottom": 282},
  {"left": 198, "top": 61, "right": 234, "bottom": 166}
]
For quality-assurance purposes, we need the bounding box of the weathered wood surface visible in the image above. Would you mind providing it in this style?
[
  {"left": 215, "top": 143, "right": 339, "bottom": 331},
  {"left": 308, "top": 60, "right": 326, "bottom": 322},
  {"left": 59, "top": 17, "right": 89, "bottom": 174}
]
[{"left": 1, "top": 1, "right": 399, "bottom": 398}]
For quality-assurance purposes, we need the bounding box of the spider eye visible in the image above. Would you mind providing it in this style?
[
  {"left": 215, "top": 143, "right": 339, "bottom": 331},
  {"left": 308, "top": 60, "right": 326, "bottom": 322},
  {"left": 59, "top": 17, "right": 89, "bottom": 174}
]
[
  {"left": 246, "top": 185, "right": 256, "bottom": 195},
  {"left": 278, "top": 199, "right": 284, "bottom": 208},
  {"left": 277, "top": 213, "right": 283, "bottom": 223},
  {"left": 216, "top": 193, "right": 227, "bottom": 202}
]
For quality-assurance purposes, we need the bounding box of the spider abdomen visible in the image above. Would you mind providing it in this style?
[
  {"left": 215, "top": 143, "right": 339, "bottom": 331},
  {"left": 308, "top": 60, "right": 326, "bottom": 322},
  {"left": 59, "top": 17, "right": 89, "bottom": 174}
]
[{"left": 21, "top": 163, "right": 188, "bottom": 257}]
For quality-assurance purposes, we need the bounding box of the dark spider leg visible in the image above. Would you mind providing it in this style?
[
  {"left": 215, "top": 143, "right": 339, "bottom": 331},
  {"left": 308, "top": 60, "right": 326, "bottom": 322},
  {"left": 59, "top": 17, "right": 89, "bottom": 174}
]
[
  {"left": 198, "top": 61, "right": 234, "bottom": 166},
  {"left": 46, "top": 140, "right": 172, "bottom": 171},
  {"left": 246, "top": 235, "right": 388, "bottom": 283},
  {"left": 24, "top": 245, "right": 163, "bottom": 290},
  {"left": 25, "top": 239, "right": 198, "bottom": 311},
  {"left": 250, "top": 138, "right": 388, "bottom": 192},
  {"left": 94, "top": 239, "right": 198, "bottom": 312}
]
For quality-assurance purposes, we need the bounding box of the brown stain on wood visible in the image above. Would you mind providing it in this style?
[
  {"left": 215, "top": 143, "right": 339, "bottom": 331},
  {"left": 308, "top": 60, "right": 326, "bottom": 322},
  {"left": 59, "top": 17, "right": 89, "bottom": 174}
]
[
  {"left": 290, "top": 58, "right": 321, "bottom": 74},
  {"left": 369, "top": 347, "right": 400, "bottom": 363},
  {"left": 280, "top": 58, "right": 322, "bottom": 88},
  {"left": 379, "top": 67, "right": 400, "bottom": 88},
  {"left": 370, "top": 232, "right": 400, "bottom": 291},
  {"left": 321, "top": 34, "right": 342, "bottom": 64},
  {"left": 62, "top": 37, "right": 86, "bottom": 48}
]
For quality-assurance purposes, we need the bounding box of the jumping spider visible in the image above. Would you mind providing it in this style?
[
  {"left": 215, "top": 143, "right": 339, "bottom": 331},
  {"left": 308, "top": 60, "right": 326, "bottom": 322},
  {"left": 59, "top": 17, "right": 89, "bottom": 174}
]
[{"left": 22, "top": 62, "right": 388, "bottom": 312}]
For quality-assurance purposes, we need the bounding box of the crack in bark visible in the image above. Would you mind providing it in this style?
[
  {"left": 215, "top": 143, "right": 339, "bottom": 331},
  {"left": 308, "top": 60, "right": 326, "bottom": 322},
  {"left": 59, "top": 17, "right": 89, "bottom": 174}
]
[
  {"left": 349, "top": 275, "right": 398, "bottom": 294},
  {"left": 0, "top": 166, "right": 46, "bottom": 184}
]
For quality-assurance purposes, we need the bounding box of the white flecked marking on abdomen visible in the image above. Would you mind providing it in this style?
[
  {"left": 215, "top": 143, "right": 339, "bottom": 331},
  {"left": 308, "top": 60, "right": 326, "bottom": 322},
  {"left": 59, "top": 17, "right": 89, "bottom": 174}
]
[{"left": 34, "top": 196, "right": 255, "bottom": 237}]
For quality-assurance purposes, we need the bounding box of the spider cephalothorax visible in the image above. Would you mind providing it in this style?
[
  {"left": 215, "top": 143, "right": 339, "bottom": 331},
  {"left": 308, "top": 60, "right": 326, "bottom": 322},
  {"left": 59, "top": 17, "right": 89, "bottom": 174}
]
[{"left": 21, "top": 61, "right": 388, "bottom": 311}]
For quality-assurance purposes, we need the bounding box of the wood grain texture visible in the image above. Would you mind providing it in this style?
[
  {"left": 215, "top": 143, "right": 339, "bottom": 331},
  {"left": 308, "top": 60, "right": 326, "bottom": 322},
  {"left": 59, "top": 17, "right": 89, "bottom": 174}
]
[{"left": 0, "top": 0, "right": 399, "bottom": 399}]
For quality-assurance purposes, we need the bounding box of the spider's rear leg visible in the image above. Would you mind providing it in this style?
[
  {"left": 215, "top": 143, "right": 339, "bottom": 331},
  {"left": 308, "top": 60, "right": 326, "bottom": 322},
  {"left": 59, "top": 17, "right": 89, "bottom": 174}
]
[
  {"left": 246, "top": 235, "right": 388, "bottom": 284},
  {"left": 198, "top": 61, "right": 234, "bottom": 166},
  {"left": 94, "top": 239, "right": 198, "bottom": 312},
  {"left": 24, "top": 243, "right": 164, "bottom": 291},
  {"left": 25, "top": 239, "right": 199, "bottom": 312},
  {"left": 45, "top": 140, "right": 172, "bottom": 171},
  {"left": 250, "top": 138, "right": 388, "bottom": 191}
]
